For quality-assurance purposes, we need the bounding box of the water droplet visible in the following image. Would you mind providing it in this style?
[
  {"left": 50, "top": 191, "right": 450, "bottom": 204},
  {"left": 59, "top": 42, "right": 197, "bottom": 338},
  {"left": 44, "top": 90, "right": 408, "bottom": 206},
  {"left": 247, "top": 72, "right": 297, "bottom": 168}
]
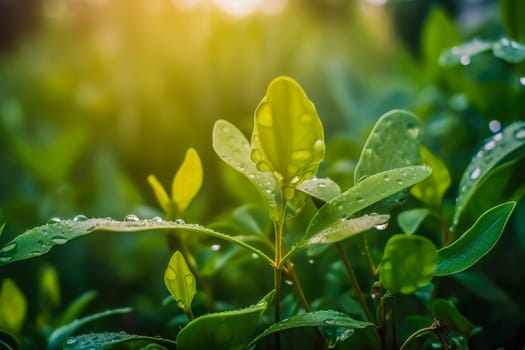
[
  {"left": 318, "top": 182, "right": 327, "bottom": 188},
  {"left": 290, "top": 176, "right": 300, "bottom": 184},
  {"left": 251, "top": 253, "right": 259, "bottom": 259},
  {"left": 1, "top": 242, "right": 16, "bottom": 253},
  {"left": 185, "top": 274, "right": 194, "bottom": 286},
  {"left": 494, "top": 132, "right": 503, "bottom": 141},
  {"left": 176, "top": 300, "right": 185, "bottom": 308},
  {"left": 291, "top": 150, "right": 311, "bottom": 161},
  {"left": 308, "top": 259, "right": 315, "bottom": 264},
  {"left": 374, "top": 222, "right": 389, "bottom": 230},
  {"left": 210, "top": 244, "right": 221, "bottom": 251},
  {"left": 338, "top": 329, "right": 353, "bottom": 342},
  {"left": 323, "top": 318, "right": 335, "bottom": 325},
  {"left": 469, "top": 167, "right": 481, "bottom": 180},
  {"left": 476, "top": 150, "right": 484, "bottom": 158},
  {"left": 513, "top": 126, "right": 525, "bottom": 140},
  {"left": 284, "top": 279, "right": 294, "bottom": 286},
  {"left": 175, "top": 219, "right": 185, "bottom": 225},
  {"left": 460, "top": 55, "right": 471, "bottom": 65},
  {"left": 151, "top": 216, "right": 163, "bottom": 222},
  {"left": 484, "top": 139, "right": 497, "bottom": 151},
  {"left": 50, "top": 235, "right": 68, "bottom": 245},
  {"left": 66, "top": 338, "right": 78, "bottom": 345},
  {"left": 250, "top": 149, "right": 262, "bottom": 162},
  {"left": 72, "top": 214, "right": 88, "bottom": 222},
  {"left": 256, "top": 161, "right": 272, "bottom": 172},
  {"left": 488, "top": 120, "right": 502, "bottom": 133},
  {"left": 383, "top": 174, "right": 390, "bottom": 182},
  {"left": 165, "top": 267, "right": 176, "bottom": 280},
  {"left": 406, "top": 126, "right": 419, "bottom": 139},
  {"left": 520, "top": 77, "right": 525, "bottom": 86},
  {"left": 396, "top": 179, "right": 404, "bottom": 186},
  {"left": 124, "top": 214, "right": 139, "bottom": 222},
  {"left": 256, "top": 300, "right": 266, "bottom": 307},
  {"left": 48, "top": 217, "right": 61, "bottom": 224},
  {"left": 313, "top": 139, "right": 324, "bottom": 155},
  {"left": 0, "top": 256, "right": 13, "bottom": 263}
]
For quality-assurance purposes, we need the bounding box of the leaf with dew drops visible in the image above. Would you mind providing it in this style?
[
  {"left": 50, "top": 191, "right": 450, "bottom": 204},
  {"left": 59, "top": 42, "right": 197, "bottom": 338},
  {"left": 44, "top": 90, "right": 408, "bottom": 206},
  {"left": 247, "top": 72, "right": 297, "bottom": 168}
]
[
  {"left": 251, "top": 76, "right": 324, "bottom": 200},
  {"left": 438, "top": 39, "right": 492, "bottom": 66},
  {"left": 164, "top": 251, "right": 196, "bottom": 314},
  {"left": 296, "top": 177, "right": 341, "bottom": 202},
  {"left": 176, "top": 291, "right": 273, "bottom": 350},
  {"left": 172, "top": 148, "right": 203, "bottom": 214},
  {"left": 213, "top": 119, "right": 281, "bottom": 220},
  {"left": 247, "top": 309, "right": 373, "bottom": 350},
  {"left": 492, "top": 37, "right": 525, "bottom": 63},
  {"left": 61, "top": 332, "right": 176, "bottom": 350},
  {"left": 0, "top": 217, "right": 273, "bottom": 267},
  {"left": 354, "top": 110, "right": 422, "bottom": 213},
  {"left": 453, "top": 122, "right": 525, "bottom": 228}
]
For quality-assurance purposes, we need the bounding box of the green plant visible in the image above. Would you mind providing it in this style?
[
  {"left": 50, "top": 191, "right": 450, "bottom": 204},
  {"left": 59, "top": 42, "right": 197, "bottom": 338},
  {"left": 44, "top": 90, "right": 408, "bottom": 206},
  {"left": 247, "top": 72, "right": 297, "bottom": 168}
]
[{"left": 0, "top": 75, "right": 519, "bottom": 350}]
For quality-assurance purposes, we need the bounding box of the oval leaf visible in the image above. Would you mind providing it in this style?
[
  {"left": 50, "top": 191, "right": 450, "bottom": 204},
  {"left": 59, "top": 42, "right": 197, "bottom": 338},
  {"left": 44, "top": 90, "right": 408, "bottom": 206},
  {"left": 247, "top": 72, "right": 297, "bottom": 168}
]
[
  {"left": 213, "top": 119, "right": 280, "bottom": 218},
  {"left": 172, "top": 148, "right": 203, "bottom": 214},
  {"left": 453, "top": 122, "right": 525, "bottom": 227},
  {"left": 164, "top": 251, "right": 196, "bottom": 313},
  {"left": 380, "top": 234, "right": 438, "bottom": 295},
  {"left": 248, "top": 310, "right": 373, "bottom": 349},
  {"left": 176, "top": 292, "right": 272, "bottom": 350},
  {"left": 251, "top": 76, "right": 324, "bottom": 199},
  {"left": 62, "top": 332, "right": 176, "bottom": 350},
  {"left": 436, "top": 202, "right": 516, "bottom": 276},
  {"left": 296, "top": 177, "right": 341, "bottom": 202}
]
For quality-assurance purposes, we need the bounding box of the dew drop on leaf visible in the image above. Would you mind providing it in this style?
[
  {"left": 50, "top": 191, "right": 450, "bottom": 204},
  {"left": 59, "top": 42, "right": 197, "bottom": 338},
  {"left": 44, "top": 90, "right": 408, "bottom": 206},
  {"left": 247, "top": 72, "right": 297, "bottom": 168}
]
[
  {"left": 184, "top": 274, "right": 194, "bottom": 286},
  {"left": 175, "top": 219, "right": 185, "bottom": 225},
  {"left": 308, "top": 259, "right": 315, "bottom": 264},
  {"left": 0, "top": 242, "right": 16, "bottom": 253},
  {"left": 469, "top": 167, "right": 481, "bottom": 180},
  {"left": 520, "top": 77, "right": 525, "bottom": 86},
  {"left": 460, "top": 55, "right": 471, "bottom": 65},
  {"left": 374, "top": 222, "right": 389, "bottom": 231},
  {"left": 513, "top": 126, "right": 525, "bottom": 140},
  {"left": 72, "top": 214, "right": 88, "bottom": 222},
  {"left": 124, "top": 214, "right": 139, "bottom": 222},
  {"left": 47, "top": 217, "right": 61, "bottom": 224},
  {"left": 50, "top": 235, "right": 68, "bottom": 245},
  {"left": 151, "top": 216, "right": 163, "bottom": 222},
  {"left": 323, "top": 318, "right": 335, "bottom": 325},
  {"left": 165, "top": 267, "right": 177, "bottom": 281},
  {"left": 210, "top": 244, "right": 221, "bottom": 251},
  {"left": 66, "top": 338, "right": 77, "bottom": 345},
  {"left": 251, "top": 253, "right": 259, "bottom": 259},
  {"left": 284, "top": 279, "right": 294, "bottom": 286}
]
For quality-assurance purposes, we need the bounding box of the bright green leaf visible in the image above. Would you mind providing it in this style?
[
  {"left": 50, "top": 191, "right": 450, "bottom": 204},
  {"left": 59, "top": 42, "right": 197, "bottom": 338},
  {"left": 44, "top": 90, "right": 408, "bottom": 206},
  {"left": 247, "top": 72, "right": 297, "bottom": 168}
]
[
  {"left": 397, "top": 208, "right": 430, "bottom": 234},
  {"left": 164, "top": 251, "right": 196, "bottom": 313},
  {"left": 296, "top": 177, "right": 341, "bottom": 202},
  {"left": 453, "top": 122, "right": 525, "bottom": 228},
  {"left": 492, "top": 37, "right": 525, "bottom": 63},
  {"left": 47, "top": 307, "right": 132, "bottom": 350},
  {"left": 176, "top": 291, "right": 272, "bottom": 350},
  {"left": 40, "top": 264, "right": 61, "bottom": 308},
  {"left": 436, "top": 202, "right": 516, "bottom": 276},
  {"left": 354, "top": 110, "right": 422, "bottom": 212},
  {"left": 251, "top": 76, "right": 324, "bottom": 199},
  {"left": 0, "top": 279, "right": 27, "bottom": 335},
  {"left": 172, "top": 148, "right": 203, "bottom": 214},
  {"left": 248, "top": 310, "right": 373, "bottom": 349},
  {"left": 432, "top": 299, "right": 479, "bottom": 338},
  {"left": 380, "top": 235, "right": 438, "bottom": 295},
  {"left": 147, "top": 175, "right": 171, "bottom": 217},
  {"left": 411, "top": 146, "right": 451, "bottom": 208},
  {"left": 213, "top": 119, "right": 280, "bottom": 219},
  {"left": 62, "top": 332, "right": 176, "bottom": 350}
]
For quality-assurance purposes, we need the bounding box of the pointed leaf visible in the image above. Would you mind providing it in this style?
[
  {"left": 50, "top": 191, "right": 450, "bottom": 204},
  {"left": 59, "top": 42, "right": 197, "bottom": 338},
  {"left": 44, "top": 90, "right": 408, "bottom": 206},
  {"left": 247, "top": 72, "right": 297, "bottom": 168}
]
[
  {"left": 422, "top": 8, "right": 461, "bottom": 72},
  {"left": 47, "top": 307, "right": 132, "bottom": 350},
  {"left": 164, "top": 251, "right": 196, "bottom": 313},
  {"left": 397, "top": 208, "right": 430, "bottom": 234},
  {"left": 296, "top": 177, "right": 341, "bottom": 202},
  {"left": 0, "top": 279, "right": 27, "bottom": 334},
  {"left": 176, "top": 292, "right": 272, "bottom": 350},
  {"left": 436, "top": 202, "right": 516, "bottom": 276},
  {"left": 62, "top": 332, "right": 176, "bottom": 350},
  {"left": 248, "top": 310, "right": 373, "bottom": 349},
  {"left": 251, "top": 76, "right": 324, "bottom": 199},
  {"left": 304, "top": 166, "right": 431, "bottom": 243},
  {"left": 380, "top": 235, "right": 438, "bottom": 295},
  {"left": 411, "top": 147, "right": 451, "bottom": 208},
  {"left": 172, "top": 148, "right": 203, "bottom": 214},
  {"left": 147, "top": 175, "right": 171, "bottom": 217},
  {"left": 354, "top": 110, "right": 422, "bottom": 212},
  {"left": 213, "top": 119, "right": 280, "bottom": 218},
  {"left": 0, "top": 217, "right": 273, "bottom": 267},
  {"left": 55, "top": 291, "right": 97, "bottom": 327},
  {"left": 453, "top": 122, "right": 525, "bottom": 227}
]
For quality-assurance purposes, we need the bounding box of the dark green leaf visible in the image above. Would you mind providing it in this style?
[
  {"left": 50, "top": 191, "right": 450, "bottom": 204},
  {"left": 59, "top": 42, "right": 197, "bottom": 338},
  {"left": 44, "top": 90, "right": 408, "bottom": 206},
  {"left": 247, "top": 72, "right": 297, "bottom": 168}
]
[
  {"left": 432, "top": 299, "right": 479, "bottom": 338},
  {"left": 397, "top": 208, "right": 430, "bottom": 234},
  {"left": 0, "top": 330, "right": 18, "bottom": 350},
  {"left": 55, "top": 291, "right": 97, "bottom": 328},
  {"left": 500, "top": 0, "right": 525, "bottom": 42},
  {"left": 436, "top": 202, "right": 516, "bottom": 276},
  {"left": 62, "top": 332, "right": 176, "bottom": 350},
  {"left": 248, "top": 310, "right": 373, "bottom": 349},
  {"left": 452, "top": 271, "right": 512, "bottom": 303}
]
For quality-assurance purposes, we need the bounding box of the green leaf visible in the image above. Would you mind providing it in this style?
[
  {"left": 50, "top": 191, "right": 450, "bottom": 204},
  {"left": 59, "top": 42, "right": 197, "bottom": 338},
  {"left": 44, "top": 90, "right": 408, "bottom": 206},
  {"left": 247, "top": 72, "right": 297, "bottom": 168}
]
[
  {"left": 213, "top": 119, "right": 281, "bottom": 219},
  {"left": 172, "top": 148, "right": 203, "bottom": 214},
  {"left": 231, "top": 204, "right": 270, "bottom": 236},
  {"left": 452, "top": 271, "right": 512, "bottom": 303},
  {"left": 164, "top": 251, "right": 196, "bottom": 313},
  {"left": 0, "top": 217, "right": 273, "bottom": 267},
  {"left": 176, "top": 291, "right": 272, "bottom": 350},
  {"left": 354, "top": 110, "right": 422, "bottom": 212},
  {"left": 0, "top": 330, "right": 17, "bottom": 350},
  {"left": 296, "top": 177, "right": 341, "bottom": 202},
  {"left": 0, "top": 224, "right": 4, "bottom": 238},
  {"left": 439, "top": 39, "right": 492, "bottom": 66},
  {"left": 0, "top": 279, "right": 27, "bottom": 335},
  {"left": 147, "top": 175, "right": 171, "bottom": 217},
  {"left": 62, "top": 332, "right": 176, "bottom": 350},
  {"left": 492, "top": 37, "right": 525, "bottom": 63},
  {"left": 453, "top": 122, "right": 525, "bottom": 227},
  {"left": 55, "top": 291, "right": 97, "bottom": 327},
  {"left": 47, "top": 307, "right": 132, "bottom": 350},
  {"left": 397, "top": 208, "right": 430, "bottom": 234},
  {"left": 40, "top": 264, "right": 61, "bottom": 308},
  {"left": 248, "top": 310, "right": 373, "bottom": 349},
  {"left": 432, "top": 299, "right": 479, "bottom": 338},
  {"left": 436, "top": 202, "right": 516, "bottom": 276},
  {"left": 379, "top": 235, "right": 438, "bottom": 295},
  {"left": 303, "top": 166, "right": 431, "bottom": 245},
  {"left": 251, "top": 76, "right": 324, "bottom": 199},
  {"left": 500, "top": 0, "right": 525, "bottom": 42},
  {"left": 410, "top": 147, "right": 451, "bottom": 208}
]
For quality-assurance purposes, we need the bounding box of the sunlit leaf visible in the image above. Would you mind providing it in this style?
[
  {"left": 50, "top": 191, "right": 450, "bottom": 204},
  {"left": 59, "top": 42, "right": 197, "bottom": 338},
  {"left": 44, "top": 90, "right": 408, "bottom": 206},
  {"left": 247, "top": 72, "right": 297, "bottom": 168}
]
[
  {"left": 397, "top": 208, "right": 430, "bottom": 234},
  {"left": 303, "top": 166, "right": 431, "bottom": 244},
  {"left": 0, "top": 218, "right": 273, "bottom": 267},
  {"left": 62, "top": 332, "right": 176, "bottom": 350},
  {"left": 453, "top": 122, "right": 525, "bottom": 228},
  {"left": 439, "top": 39, "right": 492, "bottom": 66},
  {"left": 176, "top": 291, "right": 272, "bottom": 350},
  {"left": 354, "top": 110, "right": 422, "bottom": 212},
  {"left": 164, "top": 251, "right": 196, "bottom": 313},
  {"left": 432, "top": 299, "right": 479, "bottom": 338},
  {"left": 213, "top": 119, "right": 280, "bottom": 219},
  {"left": 411, "top": 146, "right": 450, "bottom": 208},
  {"left": 296, "top": 177, "right": 341, "bottom": 202},
  {"left": 147, "top": 175, "right": 171, "bottom": 217},
  {"left": 436, "top": 202, "right": 516, "bottom": 276},
  {"left": 48, "top": 307, "right": 132, "bottom": 350},
  {"left": 248, "top": 310, "right": 373, "bottom": 350},
  {"left": 380, "top": 235, "right": 438, "bottom": 295},
  {"left": 172, "top": 148, "right": 203, "bottom": 214},
  {"left": 492, "top": 37, "right": 525, "bottom": 63},
  {"left": 0, "top": 279, "right": 27, "bottom": 335},
  {"left": 251, "top": 76, "right": 324, "bottom": 199}
]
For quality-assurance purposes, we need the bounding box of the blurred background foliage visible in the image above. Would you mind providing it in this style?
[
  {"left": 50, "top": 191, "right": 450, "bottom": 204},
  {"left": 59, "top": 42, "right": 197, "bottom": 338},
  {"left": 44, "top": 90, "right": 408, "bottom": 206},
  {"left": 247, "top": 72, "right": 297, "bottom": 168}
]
[{"left": 1, "top": 0, "right": 525, "bottom": 348}]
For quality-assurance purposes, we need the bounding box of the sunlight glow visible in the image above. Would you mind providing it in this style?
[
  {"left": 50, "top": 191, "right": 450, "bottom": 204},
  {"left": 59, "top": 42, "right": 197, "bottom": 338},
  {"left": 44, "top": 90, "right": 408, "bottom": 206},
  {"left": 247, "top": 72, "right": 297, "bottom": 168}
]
[{"left": 171, "top": 0, "right": 287, "bottom": 16}]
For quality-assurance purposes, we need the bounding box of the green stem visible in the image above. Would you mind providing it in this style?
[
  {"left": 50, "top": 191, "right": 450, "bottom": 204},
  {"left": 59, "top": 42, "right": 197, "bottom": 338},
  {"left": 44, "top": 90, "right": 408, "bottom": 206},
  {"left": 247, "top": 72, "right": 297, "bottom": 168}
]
[
  {"left": 399, "top": 327, "right": 434, "bottom": 350},
  {"left": 358, "top": 236, "right": 377, "bottom": 277},
  {"left": 185, "top": 306, "right": 195, "bottom": 321},
  {"left": 399, "top": 319, "right": 447, "bottom": 350},
  {"left": 273, "top": 201, "right": 287, "bottom": 350}
]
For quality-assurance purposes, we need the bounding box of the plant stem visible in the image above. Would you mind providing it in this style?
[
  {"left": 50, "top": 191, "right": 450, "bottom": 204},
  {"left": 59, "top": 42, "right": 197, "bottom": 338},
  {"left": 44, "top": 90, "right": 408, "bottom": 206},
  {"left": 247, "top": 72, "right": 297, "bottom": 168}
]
[
  {"left": 399, "top": 319, "right": 447, "bottom": 350},
  {"left": 273, "top": 201, "right": 287, "bottom": 350},
  {"left": 358, "top": 236, "right": 377, "bottom": 277},
  {"left": 185, "top": 307, "right": 195, "bottom": 321},
  {"left": 399, "top": 326, "right": 434, "bottom": 350}
]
